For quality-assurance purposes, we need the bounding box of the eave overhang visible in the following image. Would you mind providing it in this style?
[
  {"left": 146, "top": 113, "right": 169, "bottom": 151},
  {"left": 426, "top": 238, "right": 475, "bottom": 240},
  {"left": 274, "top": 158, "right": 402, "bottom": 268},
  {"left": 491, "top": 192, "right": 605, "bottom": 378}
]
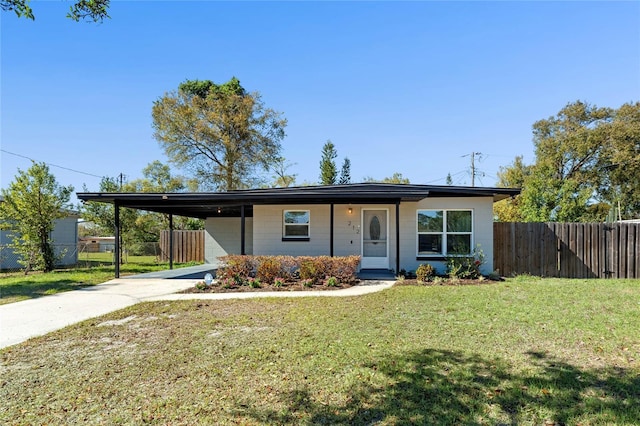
[{"left": 77, "top": 183, "right": 520, "bottom": 219}]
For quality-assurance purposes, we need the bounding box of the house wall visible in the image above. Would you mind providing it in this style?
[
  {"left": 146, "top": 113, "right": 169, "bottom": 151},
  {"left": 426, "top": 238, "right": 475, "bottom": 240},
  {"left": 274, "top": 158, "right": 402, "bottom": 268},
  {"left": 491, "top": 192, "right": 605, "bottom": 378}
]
[
  {"left": 398, "top": 197, "right": 494, "bottom": 275},
  {"left": 203, "top": 197, "right": 495, "bottom": 275},
  {"left": 204, "top": 217, "right": 253, "bottom": 263}
]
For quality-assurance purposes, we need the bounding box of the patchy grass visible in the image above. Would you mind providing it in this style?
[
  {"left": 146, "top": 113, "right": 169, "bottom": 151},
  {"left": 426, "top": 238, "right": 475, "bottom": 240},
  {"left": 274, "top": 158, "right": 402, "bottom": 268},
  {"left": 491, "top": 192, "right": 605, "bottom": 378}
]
[
  {"left": 0, "top": 259, "right": 199, "bottom": 305},
  {"left": 1, "top": 278, "right": 639, "bottom": 424}
]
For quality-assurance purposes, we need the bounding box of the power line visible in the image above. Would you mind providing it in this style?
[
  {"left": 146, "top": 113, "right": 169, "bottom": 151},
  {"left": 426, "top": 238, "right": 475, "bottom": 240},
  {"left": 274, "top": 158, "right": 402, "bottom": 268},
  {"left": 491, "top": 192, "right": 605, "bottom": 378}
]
[{"left": 1, "top": 149, "right": 104, "bottom": 179}]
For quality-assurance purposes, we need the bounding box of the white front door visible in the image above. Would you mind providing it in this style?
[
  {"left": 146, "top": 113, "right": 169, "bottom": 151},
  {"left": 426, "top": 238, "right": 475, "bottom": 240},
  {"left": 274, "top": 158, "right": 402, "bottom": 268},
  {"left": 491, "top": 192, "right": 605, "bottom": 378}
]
[{"left": 361, "top": 209, "right": 389, "bottom": 269}]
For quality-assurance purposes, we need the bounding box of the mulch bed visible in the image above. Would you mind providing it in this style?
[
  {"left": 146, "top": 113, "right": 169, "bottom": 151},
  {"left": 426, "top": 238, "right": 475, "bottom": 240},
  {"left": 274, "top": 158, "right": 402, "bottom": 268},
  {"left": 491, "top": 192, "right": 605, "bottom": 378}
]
[
  {"left": 180, "top": 277, "right": 502, "bottom": 293},
  {"left": 179, "top": 282, "right": 357, "bottom": 294}
]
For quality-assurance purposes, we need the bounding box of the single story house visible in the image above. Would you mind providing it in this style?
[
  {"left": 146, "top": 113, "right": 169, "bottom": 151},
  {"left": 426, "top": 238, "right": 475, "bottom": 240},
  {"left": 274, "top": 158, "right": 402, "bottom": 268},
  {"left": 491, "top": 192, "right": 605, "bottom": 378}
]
[
  {"left": 78, "top": 236, "right": 116, "bottom": 253},
  {"left": 78, "top": 184, "right": 519, "bottom": 277}
]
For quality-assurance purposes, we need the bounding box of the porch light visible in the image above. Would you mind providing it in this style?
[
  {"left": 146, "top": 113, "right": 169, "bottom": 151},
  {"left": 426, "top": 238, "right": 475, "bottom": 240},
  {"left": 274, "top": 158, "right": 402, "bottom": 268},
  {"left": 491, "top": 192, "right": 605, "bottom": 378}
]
[
  {"left": 348, "top": 207, "right": 353, "bottom": 214},
  {"left": 217, "top": 207, "right": 221, "bottom": 214}
]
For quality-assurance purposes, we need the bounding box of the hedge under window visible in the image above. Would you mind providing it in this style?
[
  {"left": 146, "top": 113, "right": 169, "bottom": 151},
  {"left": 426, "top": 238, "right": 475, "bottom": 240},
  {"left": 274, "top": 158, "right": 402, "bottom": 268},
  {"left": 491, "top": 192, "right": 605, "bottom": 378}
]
[
  {"left": 283, "top": 210, "right": 310, "bottom": 238},
  {"left": 417, "top": 210, "right": 472, "bottom": 256}
]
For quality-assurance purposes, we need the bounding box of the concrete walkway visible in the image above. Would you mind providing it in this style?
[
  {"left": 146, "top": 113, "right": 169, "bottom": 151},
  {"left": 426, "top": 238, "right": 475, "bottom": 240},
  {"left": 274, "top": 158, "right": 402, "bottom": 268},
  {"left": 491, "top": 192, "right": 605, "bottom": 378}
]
[{"left": 0, "top": 277, "right": 394, "bottom": 350}]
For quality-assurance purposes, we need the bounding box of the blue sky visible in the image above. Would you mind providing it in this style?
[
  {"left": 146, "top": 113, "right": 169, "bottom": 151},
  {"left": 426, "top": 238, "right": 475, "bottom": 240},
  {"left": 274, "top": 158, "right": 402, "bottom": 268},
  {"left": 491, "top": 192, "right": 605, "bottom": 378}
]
[{"left": 2, "top": 1, "right": 639, "bottom": 200}]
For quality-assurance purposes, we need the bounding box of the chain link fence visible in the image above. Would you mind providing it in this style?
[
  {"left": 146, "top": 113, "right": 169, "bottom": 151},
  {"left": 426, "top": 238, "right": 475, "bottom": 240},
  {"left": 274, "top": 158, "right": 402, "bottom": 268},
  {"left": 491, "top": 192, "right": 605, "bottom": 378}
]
[{"left": 1, "top": 242, "right": 168, "bottom": 271}]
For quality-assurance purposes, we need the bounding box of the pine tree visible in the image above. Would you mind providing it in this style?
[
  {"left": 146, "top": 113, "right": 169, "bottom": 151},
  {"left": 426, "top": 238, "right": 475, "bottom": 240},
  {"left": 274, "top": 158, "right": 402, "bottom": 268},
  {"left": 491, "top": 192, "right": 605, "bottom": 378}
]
[
  {"left": 339, "top": 157, "right": 351, "bottom": 184},
  {"left": 319, "top": 140, "right": 338, "bottom": 185}
]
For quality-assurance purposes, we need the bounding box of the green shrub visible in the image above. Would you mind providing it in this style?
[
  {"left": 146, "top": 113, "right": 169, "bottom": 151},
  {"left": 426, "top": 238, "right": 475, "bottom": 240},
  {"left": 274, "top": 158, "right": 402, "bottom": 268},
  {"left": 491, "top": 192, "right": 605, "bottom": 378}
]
[
  {"left": 416, "top": 263, "right": 436, "bottom": 282},
  {"left": 247, "top": 277, "right": 261, "bottom": 288},
  {"left": 325, "top": 276, "right": 338, "bottom": 287},
  {"left": 446, "top": 245, "right": 485, "bottom": 279}
]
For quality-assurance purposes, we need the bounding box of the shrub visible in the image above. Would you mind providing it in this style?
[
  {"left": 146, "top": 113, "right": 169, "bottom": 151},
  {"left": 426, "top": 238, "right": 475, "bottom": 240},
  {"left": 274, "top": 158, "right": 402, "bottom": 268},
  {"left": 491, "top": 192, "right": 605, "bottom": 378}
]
[
  {"left": 325, "top": 276, "right": 338, "bottom": 287},
  {"left": 256, "top": 255, "right": 296, "bottom": 284},
  {"left": 217, "top": 255, "right": 255, "bottom": 280},
  {"left": 297, "top": 257, "right": 323, "bottom": 284},
  {"left": 247, "top": 277, "right": 261, "bottom": 288},
  {"left": 416, "top": 263, "right": 436, "bottom": 282},
  {"left": 300, "top": 278, "right": 313, "bottom": 288},
  {"left": 446, "top": 245, "right": 485, "bottom": 279},
  {"left": 195, "top": 281, "right": 207, "bottom": 290},
  {"left": 273, "top": 277, "right": 285, "bottom": 288}
]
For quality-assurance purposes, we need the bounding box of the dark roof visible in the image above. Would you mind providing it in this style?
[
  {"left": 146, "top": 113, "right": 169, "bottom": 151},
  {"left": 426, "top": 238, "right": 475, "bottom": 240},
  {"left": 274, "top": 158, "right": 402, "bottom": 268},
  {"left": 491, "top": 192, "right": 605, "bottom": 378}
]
[{"left": 77, "top": 183, "right": 520, "bottom": 219}]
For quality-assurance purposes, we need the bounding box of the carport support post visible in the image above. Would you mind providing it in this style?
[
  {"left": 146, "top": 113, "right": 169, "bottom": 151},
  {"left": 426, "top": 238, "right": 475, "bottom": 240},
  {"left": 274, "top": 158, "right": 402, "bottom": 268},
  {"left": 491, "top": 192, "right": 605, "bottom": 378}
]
[
  {"left": 114, "top": 200, "right": 120, "bottom": 278},
  {"left": 241, "top": 205, "right": 246, "bottom": 255},
  {"left": 169, "top": 214, "right": 174, "bottom": 270},
  {"left": 330, "top": 203, "right": 334, "bottom": 257},
  {"left": 396, "top": 200, "right": 400, "bottom": 274}
]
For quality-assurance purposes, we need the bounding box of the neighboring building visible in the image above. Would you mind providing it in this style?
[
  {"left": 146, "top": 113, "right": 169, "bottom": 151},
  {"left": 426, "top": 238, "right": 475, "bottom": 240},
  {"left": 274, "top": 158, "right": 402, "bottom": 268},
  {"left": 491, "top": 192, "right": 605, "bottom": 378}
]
[
  {"left": 78, "top": 236, "right": 116, "bottom": 253},
  {"left": 0, "top": 213, "right": 79, "bottom": 270},
  {"left": 78, "top": 184, "right": 519, "bottom": 275}
]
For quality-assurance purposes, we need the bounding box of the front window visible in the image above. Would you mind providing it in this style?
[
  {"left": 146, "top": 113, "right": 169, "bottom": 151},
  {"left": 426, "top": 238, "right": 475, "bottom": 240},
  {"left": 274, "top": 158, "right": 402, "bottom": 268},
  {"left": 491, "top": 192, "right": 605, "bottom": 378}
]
[
  {"left": 283, "top": 210, "right": 310, "bottom": 238},
  {"left": 417, "top": 210, "right": 472, "bottom": 256}
]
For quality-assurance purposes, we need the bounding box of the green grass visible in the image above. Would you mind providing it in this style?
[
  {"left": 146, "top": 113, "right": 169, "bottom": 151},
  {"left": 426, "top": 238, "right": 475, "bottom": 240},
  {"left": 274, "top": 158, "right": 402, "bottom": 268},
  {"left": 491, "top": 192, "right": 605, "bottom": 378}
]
[
  {"left": 0, "top": 257, "right": 200, "bottom": 305},
  {"left": 1, "top": 278, "right": 639, "bottom": 424}
]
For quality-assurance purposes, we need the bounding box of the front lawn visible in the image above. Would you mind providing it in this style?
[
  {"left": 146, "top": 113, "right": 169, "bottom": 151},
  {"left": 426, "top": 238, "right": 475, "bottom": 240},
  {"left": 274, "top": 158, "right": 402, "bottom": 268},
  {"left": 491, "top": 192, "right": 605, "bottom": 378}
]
[{"left": 1, "top": 277, "right": 639, "bottom": 424}]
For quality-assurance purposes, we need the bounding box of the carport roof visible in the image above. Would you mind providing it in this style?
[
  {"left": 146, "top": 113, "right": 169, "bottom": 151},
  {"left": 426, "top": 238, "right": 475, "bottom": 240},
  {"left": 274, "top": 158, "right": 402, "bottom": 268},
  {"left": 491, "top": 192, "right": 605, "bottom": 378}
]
[{"left": 77, "top": 183, "right": 520, "bottom": 219}]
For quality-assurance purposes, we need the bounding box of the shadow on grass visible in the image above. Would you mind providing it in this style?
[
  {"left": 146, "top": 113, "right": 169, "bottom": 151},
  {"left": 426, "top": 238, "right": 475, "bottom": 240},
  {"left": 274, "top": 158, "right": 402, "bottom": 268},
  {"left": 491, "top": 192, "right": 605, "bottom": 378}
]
[{"left": 241, "top": 349, "right": 640, "bottom": 425}]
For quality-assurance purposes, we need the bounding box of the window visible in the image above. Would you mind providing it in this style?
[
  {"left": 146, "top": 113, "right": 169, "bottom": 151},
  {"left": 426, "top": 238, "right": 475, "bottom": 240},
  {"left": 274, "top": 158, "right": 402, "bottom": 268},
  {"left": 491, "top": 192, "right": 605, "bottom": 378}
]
[
  {"left": 283, "top": 210, "right": 310, "bottom": 239},
  {"left": 417, "top": 210, "right": 472, "bottom": 256}
]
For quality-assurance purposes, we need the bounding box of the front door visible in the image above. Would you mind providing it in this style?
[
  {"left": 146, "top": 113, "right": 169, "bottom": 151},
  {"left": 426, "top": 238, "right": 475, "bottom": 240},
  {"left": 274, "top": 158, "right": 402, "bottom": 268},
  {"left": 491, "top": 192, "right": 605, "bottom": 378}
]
[{"left": 361, "top": 209, "right": 389, "bottom": 269}]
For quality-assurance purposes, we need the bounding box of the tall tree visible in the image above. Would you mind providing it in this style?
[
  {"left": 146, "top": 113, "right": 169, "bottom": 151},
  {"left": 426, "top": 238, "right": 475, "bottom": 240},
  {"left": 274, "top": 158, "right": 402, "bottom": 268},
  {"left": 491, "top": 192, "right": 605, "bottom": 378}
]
[
  {"left": 493, "top": 156, "right": 531, "bottom": 222},
  {"left": 319, "top": 140, "right": 338, "bottom": 185},
  {"left": 445, "top": 173, "right": 453, "bottom": 185},
  {"left": 152, "top": 77, "right": 287, "bottom": 191},
  {"left": 597, "top": 102, "right": 640, "bottom": 219},
  {"left": 339, "top": 157, "right": 352, "bottom": 184},
  {"left": 363, "top": 172, "right": 410, "bottom": 184},
  {"left": 0, "top": 162, "right": 73, "bottom": 273},
  {"left": 271, "top": 157, "right": 297, "bottom": 188},
  {"left": 2, "top": 0, "right": 110, "bottom": 22},
  {"left": 495, "top": 100, "right": 640, "bottom": 222}
]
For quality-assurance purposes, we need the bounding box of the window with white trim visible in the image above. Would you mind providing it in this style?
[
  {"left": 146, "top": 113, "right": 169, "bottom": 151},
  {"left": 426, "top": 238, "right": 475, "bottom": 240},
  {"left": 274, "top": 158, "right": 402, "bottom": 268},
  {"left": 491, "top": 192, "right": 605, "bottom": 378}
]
[
  {"left": 417, "top": 209, "right": 472, "bottom": 256},
  {"left": 283, "top": 210, "right": 310, "bottom": 239}
]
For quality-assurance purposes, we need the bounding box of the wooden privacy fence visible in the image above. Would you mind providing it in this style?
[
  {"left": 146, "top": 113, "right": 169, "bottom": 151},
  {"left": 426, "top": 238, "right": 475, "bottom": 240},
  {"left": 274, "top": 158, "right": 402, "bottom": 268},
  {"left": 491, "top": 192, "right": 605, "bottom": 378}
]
[
  {"left": 494, "top": 222, "right": 640, "bottom": 279},
  {"left": 159, "top": 230, "right": 205, "bottom": 263}
]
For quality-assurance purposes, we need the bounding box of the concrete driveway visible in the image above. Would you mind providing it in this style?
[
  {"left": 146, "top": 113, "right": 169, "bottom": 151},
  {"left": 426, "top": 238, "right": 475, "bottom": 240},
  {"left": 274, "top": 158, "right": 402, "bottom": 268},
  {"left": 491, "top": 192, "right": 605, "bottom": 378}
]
[{"left": 0, "top": 274, "right": 394, "bottom": 349}]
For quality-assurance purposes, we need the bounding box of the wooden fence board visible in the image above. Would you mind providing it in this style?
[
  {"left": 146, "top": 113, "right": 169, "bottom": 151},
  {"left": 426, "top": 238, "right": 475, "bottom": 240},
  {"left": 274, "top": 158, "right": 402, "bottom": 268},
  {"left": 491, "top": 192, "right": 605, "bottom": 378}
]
[{"left": 493, "top": 222, "right": 640, "bottom": 279}]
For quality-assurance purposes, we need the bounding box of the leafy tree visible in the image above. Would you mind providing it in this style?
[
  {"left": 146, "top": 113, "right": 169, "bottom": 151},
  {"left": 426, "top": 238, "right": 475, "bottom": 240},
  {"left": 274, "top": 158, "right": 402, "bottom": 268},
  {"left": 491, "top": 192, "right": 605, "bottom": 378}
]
[
  {"left": 2, "top": 0, "right": 110, "bottom": 22},
  {"left": 445, "top": 173, "right": 453, "bottom": 185},
  {"left": 493, "top": 156, "right": 531, "bottom": 222},
  {"left": 339, "top": 157, "right": 352, "bottom": 184},
  {"left": 152, "top": 77, "right": 287, "bottom": 191},
  {"left": 319, "top": 140, "right": 338, "bottom": 185},
  {"left": 596, "top": 102, "right": 640, "bottom": 219},
  {"left": 271, "top": 157, "right": 297, "bottom": 188},
  {"left": 0, "top": 162, "right": 73, "bottom": 273},
  {"left": 363, "top": 172, "right": 410, "bottom": 184},
  {"left": 496, "top": 101, "right": 640, "bottom": 222}
]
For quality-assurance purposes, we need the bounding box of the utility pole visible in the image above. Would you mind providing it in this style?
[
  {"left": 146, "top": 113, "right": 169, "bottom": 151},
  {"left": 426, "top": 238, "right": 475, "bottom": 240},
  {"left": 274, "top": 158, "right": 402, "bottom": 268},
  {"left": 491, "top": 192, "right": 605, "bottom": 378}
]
[{"left": 463, "top": 152, "right": 482, "bottom": 187}]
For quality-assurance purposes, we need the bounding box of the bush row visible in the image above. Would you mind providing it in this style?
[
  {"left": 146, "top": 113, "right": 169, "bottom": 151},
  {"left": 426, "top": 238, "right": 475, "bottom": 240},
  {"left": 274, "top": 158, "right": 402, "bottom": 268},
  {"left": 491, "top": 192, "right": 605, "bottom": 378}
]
[{"left": 216, "top": 255, "right": 361, "bottom": 285}]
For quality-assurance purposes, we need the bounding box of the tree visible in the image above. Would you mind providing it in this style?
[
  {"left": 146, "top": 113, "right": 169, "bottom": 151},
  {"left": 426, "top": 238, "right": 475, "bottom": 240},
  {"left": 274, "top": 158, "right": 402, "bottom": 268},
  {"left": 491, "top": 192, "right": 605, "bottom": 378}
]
[
  {"left": 445, "top": 173, "right": 453, "bottom": 185},
  {"left": 495, "top": 100, "right": 640, "bottom": 222},
  {"left": 0, "top": 162, "right": 73, "bottom": 273},
  {"left": 271, "top": 157, "right": 297, "bottom": 188},
  {"left": 152, "top": 77, "right": 287, "bottom": 191},
  {"left": 596, "top": 102, "right": 640, "bottom": 219},
  {"left": 363, "top": 172, "right": 410, "bottom": 184},
  {"left": 493, "top": 156, "right": 531, "bottom": 222},
  {"left": 2, "top": 0, "right": 110, "bottom": 22},
  {"left": 339, "top": 157, "right": 352, "bottom": 184},
  {"left": 319, "top": 140, "right": 338, "bottom": 185}
]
